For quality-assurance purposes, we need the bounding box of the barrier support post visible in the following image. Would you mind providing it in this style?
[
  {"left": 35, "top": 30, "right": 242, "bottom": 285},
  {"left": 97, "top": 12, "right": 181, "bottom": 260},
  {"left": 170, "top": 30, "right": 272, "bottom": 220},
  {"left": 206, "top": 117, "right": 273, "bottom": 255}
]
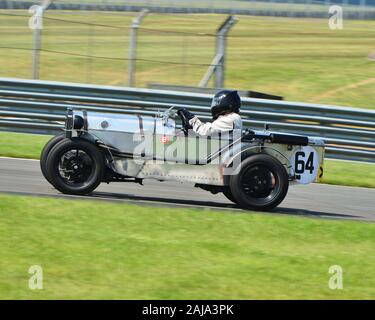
[
  {"left": 199, "top": 15, "right": 237, "bottom": 88},
  {"left": 128, "top": 9, "right": 149, "bottom": 87},
  {"left": 31, "top": 0, "right": 54, "bottom": 79}
]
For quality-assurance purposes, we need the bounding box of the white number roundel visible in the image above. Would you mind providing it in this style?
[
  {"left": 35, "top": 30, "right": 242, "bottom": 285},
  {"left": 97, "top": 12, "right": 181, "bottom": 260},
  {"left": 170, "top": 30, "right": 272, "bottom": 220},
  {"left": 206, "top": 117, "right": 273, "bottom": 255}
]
[{"left": 290, "top": 146, "right": 319, "bottom": 184}]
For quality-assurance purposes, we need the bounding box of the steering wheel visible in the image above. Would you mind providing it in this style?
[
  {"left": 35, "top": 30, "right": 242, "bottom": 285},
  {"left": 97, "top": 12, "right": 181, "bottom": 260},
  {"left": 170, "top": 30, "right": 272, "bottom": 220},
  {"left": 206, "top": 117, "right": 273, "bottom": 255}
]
[{"left": 177, "top": 110, "right": 190, "bottom": 136}]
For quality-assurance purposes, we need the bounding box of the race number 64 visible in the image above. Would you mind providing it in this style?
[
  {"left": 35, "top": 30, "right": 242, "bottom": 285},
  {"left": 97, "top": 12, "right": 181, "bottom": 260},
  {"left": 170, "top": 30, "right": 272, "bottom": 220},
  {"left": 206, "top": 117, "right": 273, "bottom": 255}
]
[
  {"left": 295, "top": 151, "right": 315, "bottom": 175},
  {"left": 291, "top": 147, "right": 319, "bottom": 184}
]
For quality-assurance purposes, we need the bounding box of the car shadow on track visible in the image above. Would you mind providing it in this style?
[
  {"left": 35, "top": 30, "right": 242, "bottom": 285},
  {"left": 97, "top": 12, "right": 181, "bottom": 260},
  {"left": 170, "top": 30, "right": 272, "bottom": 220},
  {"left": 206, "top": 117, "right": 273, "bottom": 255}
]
[
  {"left": 91, "top": 191, "right": 363, "bottom": 221},
  {"left": 274, "top": 207, "right": 361, "bottom": 220},
  {"left": 0, "top": 190, "right": 362, "bottom": 221},
  {"left": 92, "top": 191, "right": 238, "bottom": 209}
]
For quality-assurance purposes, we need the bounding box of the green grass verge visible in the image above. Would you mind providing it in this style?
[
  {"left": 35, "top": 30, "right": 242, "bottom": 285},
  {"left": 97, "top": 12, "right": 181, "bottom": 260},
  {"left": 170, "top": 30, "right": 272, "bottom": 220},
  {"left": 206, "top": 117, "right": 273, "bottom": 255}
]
[
  {"left": 1, "top": 11, "right": 375, "bottom": 108},
  {"left": 0, "top": 131, "right": 374, "bottom": 188},
  {"left": 321, "top": 159, "right": 375, "bottom": 189},
  {"left": 0, "top": 194, "right": 374, "bottom": 299},
  {"left": 0, "top": 131, "right": 51, "bottom": 159}
]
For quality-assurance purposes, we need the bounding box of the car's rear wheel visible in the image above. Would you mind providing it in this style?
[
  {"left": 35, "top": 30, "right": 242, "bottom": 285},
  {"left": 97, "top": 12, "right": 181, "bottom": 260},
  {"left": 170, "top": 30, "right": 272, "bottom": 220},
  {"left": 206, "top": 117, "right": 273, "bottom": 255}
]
[
  {"left": 222, "top": 187, "right": 237, "bottom": 204},
  {"left": 229, "top": 154, "right": 289, "bottom": 211},
  {"left": 40, "top": 134, "right": 65, "bottom": 184},
  {"left": 46, "top": 139, "right": 104, "bottom": 195}
]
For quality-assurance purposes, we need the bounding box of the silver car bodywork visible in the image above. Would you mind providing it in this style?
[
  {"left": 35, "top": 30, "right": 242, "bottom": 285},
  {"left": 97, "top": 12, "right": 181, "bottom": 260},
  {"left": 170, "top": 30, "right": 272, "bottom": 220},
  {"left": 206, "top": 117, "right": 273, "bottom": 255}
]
[{"left": 67, "top": 109, "right": 325, "bottom": 186}]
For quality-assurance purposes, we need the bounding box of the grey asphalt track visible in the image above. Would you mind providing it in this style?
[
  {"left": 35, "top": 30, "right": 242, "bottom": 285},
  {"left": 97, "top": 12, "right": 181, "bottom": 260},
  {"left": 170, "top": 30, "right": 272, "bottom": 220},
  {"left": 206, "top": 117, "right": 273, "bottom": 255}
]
[{"left": 0, "top": 157, "right": 374, "bottom": 221}]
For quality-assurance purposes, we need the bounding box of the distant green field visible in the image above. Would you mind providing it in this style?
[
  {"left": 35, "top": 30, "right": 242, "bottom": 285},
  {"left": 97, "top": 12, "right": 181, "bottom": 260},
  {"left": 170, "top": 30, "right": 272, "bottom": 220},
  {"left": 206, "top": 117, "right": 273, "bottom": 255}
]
[
  {"left": 0, "top": 194, "right": 374, "bottom": 299},
  {"left": 0, "top": 131, "right": 374, "bottom": 188},
  {"left": 1, "top": 11, "right": 375, "bottom": 108}
]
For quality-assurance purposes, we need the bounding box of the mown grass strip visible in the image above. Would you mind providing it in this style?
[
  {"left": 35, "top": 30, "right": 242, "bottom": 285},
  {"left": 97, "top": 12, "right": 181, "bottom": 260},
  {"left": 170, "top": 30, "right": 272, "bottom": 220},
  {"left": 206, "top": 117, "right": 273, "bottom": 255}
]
[{"left": 0, "top": 194, "right": 374, "bottom": 299}]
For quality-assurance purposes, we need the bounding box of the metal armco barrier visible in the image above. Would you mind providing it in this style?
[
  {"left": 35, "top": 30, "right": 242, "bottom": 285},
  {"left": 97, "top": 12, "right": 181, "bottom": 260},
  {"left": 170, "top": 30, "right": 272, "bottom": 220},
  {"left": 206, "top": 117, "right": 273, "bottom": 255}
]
[{"left": 0, "top": 77, "right": 374, "bottom": 162}]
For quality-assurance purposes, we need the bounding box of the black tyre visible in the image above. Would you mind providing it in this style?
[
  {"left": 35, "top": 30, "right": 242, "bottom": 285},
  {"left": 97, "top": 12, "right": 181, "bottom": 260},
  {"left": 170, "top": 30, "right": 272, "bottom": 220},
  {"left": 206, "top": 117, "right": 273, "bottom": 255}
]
[
  {"left": 229, "top": 154, "right": 289, "bottom": 211},
  {"left": 46, "top": 139, "right": 104, "bottom": 195},
  {"left": 40, "top": 134, "right": 65, "bottom": 184},
  {"left": 222, "top": 187, "right": 237, "bottom": 204}
]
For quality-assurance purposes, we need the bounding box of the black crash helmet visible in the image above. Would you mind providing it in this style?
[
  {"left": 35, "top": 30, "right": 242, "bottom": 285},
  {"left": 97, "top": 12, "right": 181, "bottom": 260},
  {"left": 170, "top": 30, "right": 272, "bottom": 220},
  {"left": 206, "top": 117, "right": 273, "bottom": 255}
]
[{"left": 210, "top": 90, "right": 241, "bottom": 119}]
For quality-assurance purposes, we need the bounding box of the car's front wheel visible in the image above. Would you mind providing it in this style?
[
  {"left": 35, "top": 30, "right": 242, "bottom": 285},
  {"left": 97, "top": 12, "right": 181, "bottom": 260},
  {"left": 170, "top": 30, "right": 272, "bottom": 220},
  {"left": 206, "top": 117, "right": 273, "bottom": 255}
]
[
  {"left": 46, "top": 139, "right": 104, "bottom": 195},
  {"left": 229, "top": 153, "right": 289, "bottom": 211},
  {"left": 40, "top": 134, "right": 65, "bottom": 184}
]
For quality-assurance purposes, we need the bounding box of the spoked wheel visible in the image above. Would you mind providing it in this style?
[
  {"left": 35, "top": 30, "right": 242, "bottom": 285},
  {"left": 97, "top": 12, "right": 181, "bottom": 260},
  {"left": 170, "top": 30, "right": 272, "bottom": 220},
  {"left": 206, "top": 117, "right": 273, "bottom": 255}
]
[
  {"left": 46, "top": 139, "right": 104, "bottom": 195},
  {"left": 58, "top": 149, "right": 94, "bottom": 184},
  {"left": 241, "top": 165, "right": 275, "bottom": 198},
  {"left": 229, "top": 154, "right": 289, "bottom": 211}
]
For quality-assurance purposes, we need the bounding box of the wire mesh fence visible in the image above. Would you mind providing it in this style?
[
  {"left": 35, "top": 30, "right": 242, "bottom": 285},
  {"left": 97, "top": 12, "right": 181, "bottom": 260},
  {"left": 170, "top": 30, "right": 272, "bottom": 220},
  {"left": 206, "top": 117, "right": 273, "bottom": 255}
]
[
  {"left": 1, "top": 8, "right": 375, "bottom": 108},
  {"left": 136, "top": 25, "right": 216, "bottom": 87},
  {"left": 0, "top": 11, "right": 221, "bottom": 87},
  {"left": 40, "top": 14, "right": 131, "bottom": 84}
]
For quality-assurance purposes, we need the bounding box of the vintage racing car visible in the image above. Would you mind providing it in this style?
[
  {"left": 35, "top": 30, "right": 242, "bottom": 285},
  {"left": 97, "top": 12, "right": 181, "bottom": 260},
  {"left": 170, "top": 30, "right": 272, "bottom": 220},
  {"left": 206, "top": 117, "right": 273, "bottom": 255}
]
[{"left": 40, "top": 107, "right": 325, "bottom": 211}]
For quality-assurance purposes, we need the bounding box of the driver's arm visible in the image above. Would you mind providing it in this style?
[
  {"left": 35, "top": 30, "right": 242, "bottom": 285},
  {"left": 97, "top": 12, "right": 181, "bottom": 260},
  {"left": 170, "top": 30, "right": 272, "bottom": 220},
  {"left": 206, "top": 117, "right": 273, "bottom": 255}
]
[{"left": 189, "top": 116, "right": 233, "bottom": 136}]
